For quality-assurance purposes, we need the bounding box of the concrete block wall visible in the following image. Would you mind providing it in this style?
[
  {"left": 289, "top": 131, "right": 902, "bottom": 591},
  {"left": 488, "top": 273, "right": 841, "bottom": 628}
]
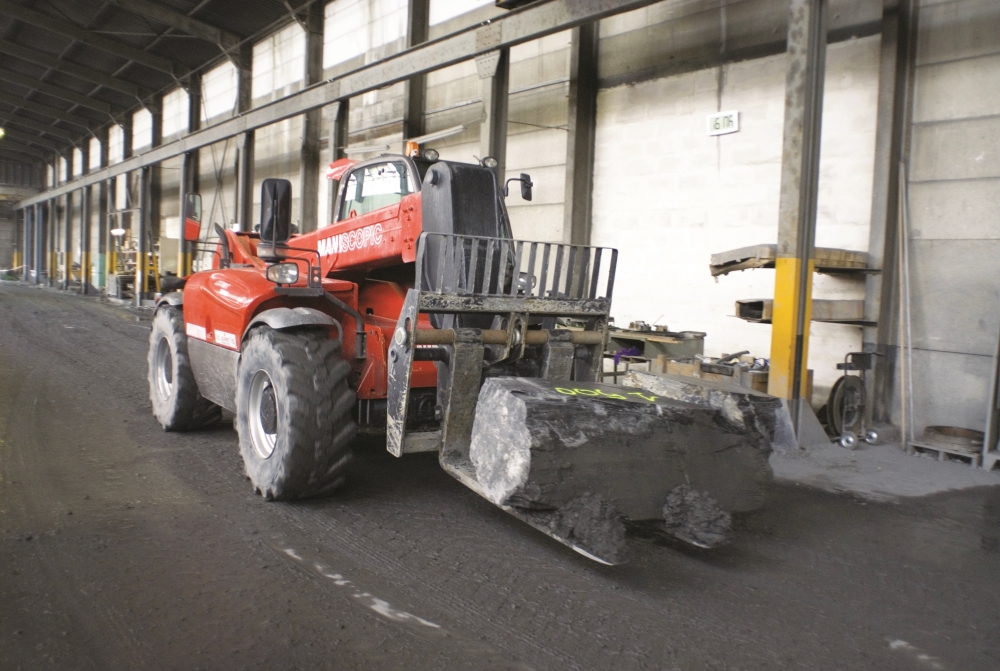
[{"left": 899, "top": 0, "right": 1000, "bottom": 437}]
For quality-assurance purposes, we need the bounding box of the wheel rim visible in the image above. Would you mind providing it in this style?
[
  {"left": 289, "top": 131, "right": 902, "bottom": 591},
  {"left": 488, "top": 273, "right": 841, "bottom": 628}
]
[
  {"left": 154, "top": 336, "right": 173, "bottom": 400},
  {"left": 248, "top": 369, "right": 278, "bottom": 459}
]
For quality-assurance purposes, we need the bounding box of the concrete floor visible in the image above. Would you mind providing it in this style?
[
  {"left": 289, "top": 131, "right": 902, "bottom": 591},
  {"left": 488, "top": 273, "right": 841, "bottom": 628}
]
[{"left": 1, "top": 281, "right": 998, "bottom": 670}]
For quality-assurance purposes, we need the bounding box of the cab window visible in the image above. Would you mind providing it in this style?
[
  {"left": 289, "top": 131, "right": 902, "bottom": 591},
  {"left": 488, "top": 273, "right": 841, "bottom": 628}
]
[{"left": 338, "top": 161, "right": 412, "bottom": 221}]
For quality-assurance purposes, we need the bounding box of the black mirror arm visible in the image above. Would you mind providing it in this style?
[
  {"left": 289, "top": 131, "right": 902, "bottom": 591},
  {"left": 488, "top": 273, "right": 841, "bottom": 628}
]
[{"left": 503, "top": 175, "right": 534, "bottom": 200}]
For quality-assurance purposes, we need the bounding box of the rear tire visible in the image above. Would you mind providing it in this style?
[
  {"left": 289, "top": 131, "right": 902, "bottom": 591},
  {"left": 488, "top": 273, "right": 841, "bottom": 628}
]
[
  {"left": 237, "top": 327, "right": 357, "bottom": 501},
  {"left": 148, "top": 307, "right": 221, "bottom": 431}
]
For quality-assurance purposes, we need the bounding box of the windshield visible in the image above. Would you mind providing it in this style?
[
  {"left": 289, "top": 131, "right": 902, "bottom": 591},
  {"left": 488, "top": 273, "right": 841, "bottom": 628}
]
[{"left": 338, "top": 161, "right": 413, "bottom": 220}]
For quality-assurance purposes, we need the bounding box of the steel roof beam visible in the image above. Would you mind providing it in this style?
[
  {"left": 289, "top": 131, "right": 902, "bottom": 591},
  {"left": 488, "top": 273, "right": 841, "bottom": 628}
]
[
  {"left": 104, "top": 0, "right": 241, "bottom": 52},
  {"left": 0, "top": 68, "right": 115, "bottom": 115},
  {"left": 0, "top": 113, "right": 80, "bottom": 141},
  {"left": 0, "top": 1, "right": 186, "bottom": 77},
  {"left": 0, "top": 98, "right": 93, "bottom": 129},
  {"left": 0, "top": 39, "right": 143, "bottom": 98},
  {"left": 0, "top": 126, "right": 64, "bottom": 151},
  {"left": 16, "top": 0, "right": 671, "bottom": 208},
  {"left": 0, "top": 141, "right": 49, "bottom": 160}
]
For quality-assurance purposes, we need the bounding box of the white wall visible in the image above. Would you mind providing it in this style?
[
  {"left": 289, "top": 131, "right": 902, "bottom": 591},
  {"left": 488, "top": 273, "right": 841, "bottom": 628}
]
[{"left": 591, "top": 36, "right": 882, "bottom": 403}]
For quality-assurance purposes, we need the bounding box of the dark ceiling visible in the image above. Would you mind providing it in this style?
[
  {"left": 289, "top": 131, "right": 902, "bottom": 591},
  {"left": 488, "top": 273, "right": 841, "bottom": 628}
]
[{"left": 0, "top": 0, "right": 310, "bottom": 166}]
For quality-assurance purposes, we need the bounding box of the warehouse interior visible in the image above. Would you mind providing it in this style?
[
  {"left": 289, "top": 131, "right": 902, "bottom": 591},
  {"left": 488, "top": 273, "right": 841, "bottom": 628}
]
[{"left": 0, "top": 0, "right": 998, "bottom": 669}]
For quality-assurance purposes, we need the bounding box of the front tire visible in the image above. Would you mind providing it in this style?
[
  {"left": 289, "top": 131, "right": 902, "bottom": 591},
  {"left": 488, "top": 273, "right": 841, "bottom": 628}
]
[
  {"left": 148, "top": 307, "right": 221, "bottom": 431},
  {"left": 237, "top": 327, "right": 357, "bottom": 501}
]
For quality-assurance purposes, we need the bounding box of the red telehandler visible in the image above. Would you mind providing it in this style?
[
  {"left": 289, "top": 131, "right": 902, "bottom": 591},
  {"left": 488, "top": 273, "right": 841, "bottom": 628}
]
[{"left": 148, "top": 152, "right": 780, "bottom": 564}]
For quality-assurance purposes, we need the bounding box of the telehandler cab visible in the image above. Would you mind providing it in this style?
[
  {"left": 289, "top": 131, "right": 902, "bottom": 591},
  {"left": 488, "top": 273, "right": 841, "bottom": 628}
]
[{"left": 148, "top": 153, "right": 780, "bottom": 564}]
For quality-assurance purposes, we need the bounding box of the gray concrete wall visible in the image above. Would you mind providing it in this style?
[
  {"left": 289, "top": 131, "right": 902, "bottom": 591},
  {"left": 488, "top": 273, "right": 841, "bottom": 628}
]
[
  {"left": 900, "top": 0, "right": 1000, "bottom": 437},
  {"left": 591, "top": 3, "right": 882, "bottom": 404}
]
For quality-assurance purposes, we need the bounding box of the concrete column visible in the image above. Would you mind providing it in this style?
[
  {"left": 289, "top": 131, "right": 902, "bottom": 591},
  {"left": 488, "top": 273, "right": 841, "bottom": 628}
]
[
  {"left": 136, "top": 165, "right": 148, "bottom": 307},
  {"left": 33, "top": 202, "right": 43, "bottom": 284},
  {"left": 80, "top": 142, "right": 91, "bottom": 294},
  {"left": 144, "top": 97, "right": 164, "bottom": 299},
  {"left": 563, "top": 22, "right": 599, "bottom": 246},
  {"left": 866, "top": 0, "right": 918, "bottom": 425},
  {"left": 477, "top": 49, "right": 510, "bottom": 183},
  {"left": 236, "top": 42, "right": 254, "bottom": 231},
  {"left": 97, "top": 126, "right": 109, "bottom": 291},
  {"left": 62, "top": 150, "right": 73, "bottom": 289},
  {"left": 179, "top": 72, "right": 201, "bottom": 276},
  {"left": 22, "top": 206, "right": 31, "bottom": 281},
  {"left": 767, "top": 0, "right": 828, "bottom": 433},
  {"left": 299, "top": 1, "right": 324, "bottom": 233},
  {"left": 47, "top": 198, "right": 55, "bottom": 286},
  {"left": 326, "top": 100, "right": 349, "bottom": 221},
  {"left": 403, "top": 0, "right": 430, "bottom": 142}
]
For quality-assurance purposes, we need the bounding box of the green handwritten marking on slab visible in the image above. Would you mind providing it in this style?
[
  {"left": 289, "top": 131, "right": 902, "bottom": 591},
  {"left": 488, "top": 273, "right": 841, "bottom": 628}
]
[{"left": 554, "top": 387, "right": 658, "bottom": 403}]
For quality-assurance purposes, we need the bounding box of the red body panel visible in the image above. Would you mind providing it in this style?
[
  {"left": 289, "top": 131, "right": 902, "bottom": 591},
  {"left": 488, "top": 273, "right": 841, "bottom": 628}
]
[
  {"left": 183, "top": 189, "right": 434, "bottom": 400},
  {"left": 280, "top": 192, "right": 422, "bottom": 277}
]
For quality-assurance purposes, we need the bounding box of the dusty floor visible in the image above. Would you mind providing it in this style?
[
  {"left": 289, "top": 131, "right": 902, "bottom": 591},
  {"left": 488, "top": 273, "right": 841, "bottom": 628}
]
[{"left": 1, "top": 281, "right": 998, "bottom": 671}]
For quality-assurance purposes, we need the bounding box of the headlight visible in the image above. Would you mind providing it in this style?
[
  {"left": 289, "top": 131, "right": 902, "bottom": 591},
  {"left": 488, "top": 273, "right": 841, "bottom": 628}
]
[
  {"left": 422, "top": 148, "right": 440, "bottom": 162},
  {"left": 517, "top": 271, "right": 536, "bottom": 294},
  {"left": 266, "top": 262, "right": 299, "bottom": 285}
]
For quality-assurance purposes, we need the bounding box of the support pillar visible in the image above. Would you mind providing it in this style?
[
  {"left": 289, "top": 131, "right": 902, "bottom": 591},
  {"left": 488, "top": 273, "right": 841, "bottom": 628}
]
[
  {"left": 121, "top": 115, "right": 134, "bottom": 297},
  {"left": 476, "top": 49, "right": 510, "bottom": 183},
  {"left": 326, "top": 100, "right": 349, "bottom": 220},
  {"left": 63, "top": 186, "right": 72, "bottom": 289},
  {"left": 236, "top": 43, "right": 254, "bottom": 231},
  {"left": 299, "top": 1, "right": 324, "bottom": 233},
  {"left": 136, "top": 165, "right": 149, "bottom": 307},
  {"left": 22, "top": 207, "right": 31, "bottom": 281},
  {"left": 33, "top": 202, "right": 43, "bottom": 285},
  {"left": 866, "top": 0, "right": 918, "bottom": 425},
  {"left": 80, "top": 142, "right": 91, "bottom": 294},
  {"left": 97, "top": 127, "right": 109, "bottom": 291},
  {"left": 179, "top": 72, "right": 201, "bottom": 276},
  {"left": 767, "top": 0, "right": 828, "bottom": 434},
  {"left": 563, "top": 22, "right": 599, "bottom": 246},
  {"left": 46, "top": 198, "right": 55, "bottom": 285},
  {"left": 142, "top": 98, "right": 163, "bottom": 300},
  {"left": 403, "top": 0, "right": 429, "bottom": 142}
]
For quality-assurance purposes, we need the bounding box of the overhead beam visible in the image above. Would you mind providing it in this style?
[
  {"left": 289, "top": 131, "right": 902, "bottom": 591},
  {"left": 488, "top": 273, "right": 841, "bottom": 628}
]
[
  {"left": 0, "top": 39, "right": 142, "bottom": 98},
  {"left": 0, "top": 1, "right": 184, "bottom": 77},
  {"left": 104, "top": 0, "right": 240, "bottom": 52},
  {"left": 0, "top": 98, "right": 93, "bottom": 129},
  {"left": 0, "top": 113, "right": 79, "bottom": 141},
  {"left": 0, "top": 68, "right": 114, "bottom": 114},
  {"left": 17, "top": 0, "right": 670, "bottom": 208},
  {"left": 0, "top": 142, "right": 48, "bottom": 160},
  {"left": 2, "top": 127, "right": 63, "bottom": 152}
]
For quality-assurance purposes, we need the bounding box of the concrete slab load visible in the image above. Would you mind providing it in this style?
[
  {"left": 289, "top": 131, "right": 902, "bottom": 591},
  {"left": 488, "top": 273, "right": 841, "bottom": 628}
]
[{"left": 468, "top": 376, "right": 783, "bottom": 562}]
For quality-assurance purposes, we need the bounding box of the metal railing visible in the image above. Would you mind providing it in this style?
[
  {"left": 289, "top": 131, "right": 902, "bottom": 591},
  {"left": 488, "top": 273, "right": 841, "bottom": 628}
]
[{"left": 415, "top": 232, "right": 617, "bottom": 302}]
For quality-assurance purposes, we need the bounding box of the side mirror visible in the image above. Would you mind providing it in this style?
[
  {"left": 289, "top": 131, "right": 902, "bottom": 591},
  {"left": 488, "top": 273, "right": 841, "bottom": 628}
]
[
  {"left": 183, "top": 193, "right": 202, "bottom": 242},
  {"left": 258, "top": 178, "right": 293, "bottom": 260},
  {"left": 503, "top": 173, "right": 534, "bottom": 201},
  {"left": 519, "top": 173, "right": 533, "bottom": 202}
]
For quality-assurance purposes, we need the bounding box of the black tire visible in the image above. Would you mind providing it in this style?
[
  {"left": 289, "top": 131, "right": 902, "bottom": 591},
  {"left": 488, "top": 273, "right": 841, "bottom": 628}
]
[
  {"left": 148, "top": 307, "right": 222, "bottom": 431},
  {"left": 828, "top": 374, "right": 865, "bottom": 437},
  {"left": 236, "top": 327, "right": 356, "bottom": 501}
]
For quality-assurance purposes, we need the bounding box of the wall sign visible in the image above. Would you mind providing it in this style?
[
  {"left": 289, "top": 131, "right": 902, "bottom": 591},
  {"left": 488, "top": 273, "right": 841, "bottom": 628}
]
[{"left": 707, "top": 110, "right": 740, "bottom": 136}]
